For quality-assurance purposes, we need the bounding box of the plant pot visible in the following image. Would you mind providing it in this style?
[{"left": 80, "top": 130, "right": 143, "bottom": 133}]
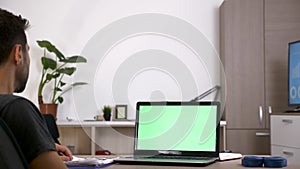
[
  {"left": 103, "top": 113, "right": 111, "bottom": 121},
  {"left": 39, "top": 103, "right": 58, "bottom": 120}
]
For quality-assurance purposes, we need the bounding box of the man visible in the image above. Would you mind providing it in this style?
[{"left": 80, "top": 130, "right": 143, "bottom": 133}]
[{"left": 0, "top": 8, "right": 72, "bottom": 169}]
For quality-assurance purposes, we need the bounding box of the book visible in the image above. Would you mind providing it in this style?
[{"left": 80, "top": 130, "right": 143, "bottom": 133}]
[{"left": 65, "top": 156, "right": 114, "bottom": 167}]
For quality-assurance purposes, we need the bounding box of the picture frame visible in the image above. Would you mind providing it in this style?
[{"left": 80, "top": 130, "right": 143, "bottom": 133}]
[{"left": 115, "top": 105, "right": 127, "bottom": 120}]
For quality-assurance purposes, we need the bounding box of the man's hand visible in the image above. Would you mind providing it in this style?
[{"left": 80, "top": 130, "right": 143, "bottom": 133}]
[{"left": 55, "top": 143, "right": 73, "bottom": 161}]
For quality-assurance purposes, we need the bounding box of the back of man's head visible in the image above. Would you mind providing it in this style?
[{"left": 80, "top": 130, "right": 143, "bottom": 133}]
[{"left": 0, "top": 8, "right": 30, "bottom": 66}]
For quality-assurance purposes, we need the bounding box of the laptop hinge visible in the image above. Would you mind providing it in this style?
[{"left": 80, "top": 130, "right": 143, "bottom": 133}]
[{"left": 158, "top": 151, "right": 182, "bottom": 155}]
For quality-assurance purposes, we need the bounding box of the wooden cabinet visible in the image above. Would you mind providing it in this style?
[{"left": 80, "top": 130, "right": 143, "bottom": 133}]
[
  {"left": 227, "top": 130, "right": 270, "bottom": 155},
  {"left": 220, "top": 0, "right": 265, "bottom": 129},
  {"left": 271, "top": 114, "right": 300, "bottom": 165},
  {"left": 220, "top": 0, "right": 269, "bottom": 154},
  {"left": 264, "top": 0, "right": 300, "bottom": 114},
  {"left": 220, "top": 0, "right": 300, "bottom": 155}
]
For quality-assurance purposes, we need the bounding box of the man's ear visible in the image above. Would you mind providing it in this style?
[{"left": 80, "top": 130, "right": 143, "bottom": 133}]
[{"left": 13, "top": 44, "right": 23, "bottom": 65}]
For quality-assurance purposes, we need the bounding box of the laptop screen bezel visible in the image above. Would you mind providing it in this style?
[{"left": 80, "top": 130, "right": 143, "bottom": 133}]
[{"left": 133, "top": 101, "right": 220, "bottom": 158}]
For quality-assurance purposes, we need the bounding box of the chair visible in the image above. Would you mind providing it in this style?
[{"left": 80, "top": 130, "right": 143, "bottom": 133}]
[
  {"left": 43, "top": 114, "right": 60, "bottom": 144},
  {"left": 0, "top": 118, "right": 30, "bottom": 169}
]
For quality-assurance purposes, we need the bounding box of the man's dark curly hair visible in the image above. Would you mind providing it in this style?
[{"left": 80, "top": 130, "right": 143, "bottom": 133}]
[{"left": 0, "top": 8, "right": 30, "bottom": 66}]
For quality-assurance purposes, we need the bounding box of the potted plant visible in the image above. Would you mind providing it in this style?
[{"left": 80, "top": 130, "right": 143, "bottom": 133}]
[
  {"left": 102, "top": 105, "right": 112, "bottom": 121},
  {"left": 37, "top": 40, "right": 87, "bottom": 118}
]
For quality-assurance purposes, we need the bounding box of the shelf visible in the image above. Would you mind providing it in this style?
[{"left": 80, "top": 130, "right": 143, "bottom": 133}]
[
  {"left": 57, "top": 120, "right": 135, "bottom": 127},
  {"left": 57, "top": 120, "right": 226, "bottom": 127}
]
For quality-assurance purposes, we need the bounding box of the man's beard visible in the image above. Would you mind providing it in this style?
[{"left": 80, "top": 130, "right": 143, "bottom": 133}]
[{"left": 14, "top": 66, "right": 29, "bottom": 93}]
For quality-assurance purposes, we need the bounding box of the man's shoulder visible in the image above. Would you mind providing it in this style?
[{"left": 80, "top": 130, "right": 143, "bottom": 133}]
[
  {"left": 0, "top": 94, "right": 21, "bottom": 106},
  {"left": 0, "top": 94, "right": 34, "bottom": 110}
]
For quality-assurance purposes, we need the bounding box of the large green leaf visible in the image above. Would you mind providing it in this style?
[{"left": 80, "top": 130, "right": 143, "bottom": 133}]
[
  {"left": 37, "top": 40, "right": 65, "bottom": 60},
  {"left": 56, "top": 67, "right": 76, "bottom": 76},
  {"left": 41, "top": 57, "right": 56, "bottom": 70},
  {"left": 61, "top": 56, "right": 87, "bottom": 63}
]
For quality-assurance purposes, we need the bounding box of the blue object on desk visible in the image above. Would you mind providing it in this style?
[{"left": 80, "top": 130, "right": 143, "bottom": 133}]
[
  {"left": 242, "top": 156, "right": 264, "bottom": 167},
  {"left": 264, "top": 156, "right": 287, "bottom": 168},
  {"left": 67, "top": 163, "right": 113, "bottom": 169},
  {"left": 242, "top": 156, "right": 287, "bottom": 168}
]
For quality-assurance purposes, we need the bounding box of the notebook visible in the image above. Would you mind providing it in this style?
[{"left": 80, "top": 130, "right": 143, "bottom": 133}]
[{"left": 115, "top": 101, "right": 220, "bottom": 166}]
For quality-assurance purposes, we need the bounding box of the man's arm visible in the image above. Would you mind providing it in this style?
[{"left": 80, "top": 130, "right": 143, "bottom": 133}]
[{"left": 29, "top": 151, "right": 68, "bottom": 169}]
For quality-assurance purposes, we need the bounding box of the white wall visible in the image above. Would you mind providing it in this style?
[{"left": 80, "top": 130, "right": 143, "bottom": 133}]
[{"left": 1, "top": 0, "right": 224, "bottom": 120}]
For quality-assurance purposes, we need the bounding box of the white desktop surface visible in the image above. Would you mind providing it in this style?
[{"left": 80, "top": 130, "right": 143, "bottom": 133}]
[{"left": 71, "top": 156, "right": 300, "bottom": 169}]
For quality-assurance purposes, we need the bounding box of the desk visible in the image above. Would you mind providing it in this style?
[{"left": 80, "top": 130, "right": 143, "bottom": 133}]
[
  {"left": 70, "top": 156, "right": 300, "bottom": 169},
  {"left": 58, "top": 120, "right": 227, "bottom": 155},
  {"left": 108, "top": 159, "right": 299, "bottom": 169}
]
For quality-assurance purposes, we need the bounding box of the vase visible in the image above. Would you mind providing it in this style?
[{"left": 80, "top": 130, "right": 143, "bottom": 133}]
[
  {"left": 103, "top": 113, "right": 111, "bottom": 121},
  {"left": 39, "top": 103, "right": 58, "bottom": 120}
]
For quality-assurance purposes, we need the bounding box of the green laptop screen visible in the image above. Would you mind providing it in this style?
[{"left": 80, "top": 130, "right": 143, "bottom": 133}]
[{"left": 136, "top": 104, "right": 218, "bottom": 151}]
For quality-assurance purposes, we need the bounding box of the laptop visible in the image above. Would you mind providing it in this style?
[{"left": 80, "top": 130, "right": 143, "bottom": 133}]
[{"left": 115, "top": 101, "right": 220, "bottom": 166}]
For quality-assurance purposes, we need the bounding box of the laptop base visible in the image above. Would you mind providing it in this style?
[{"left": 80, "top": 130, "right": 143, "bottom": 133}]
[{"left": 114, "top": 156, "right": 218, "bottom": 167}]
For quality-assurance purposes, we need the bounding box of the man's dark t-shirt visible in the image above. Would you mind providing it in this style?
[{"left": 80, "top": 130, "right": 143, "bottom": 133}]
[{"left": 0, "top": 94, "right": 56, "bottom": 163}]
